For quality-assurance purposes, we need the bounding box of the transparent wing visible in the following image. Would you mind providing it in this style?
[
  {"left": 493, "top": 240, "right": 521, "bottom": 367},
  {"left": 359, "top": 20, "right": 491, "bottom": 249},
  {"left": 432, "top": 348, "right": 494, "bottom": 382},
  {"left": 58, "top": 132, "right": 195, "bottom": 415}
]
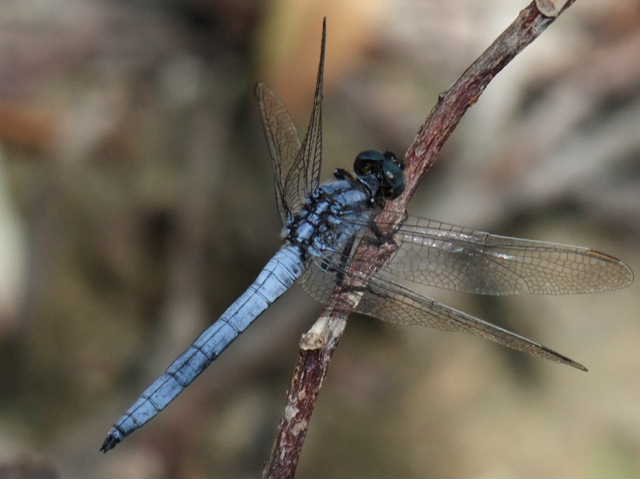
[
  {"left": 256, "top": 82, "right": 301, "bottom": 224},
  {"left": 256, "top": 19, "right": 326, "bottom": 224},
  {"left": 301, "top": 250, "right": 588, "bottom": 371},
  {"left": 348, "top": 213, "right": 634, "bottom": 295},
  {"left": 282, "top": 18, "right": 326, "bottom": 216}
]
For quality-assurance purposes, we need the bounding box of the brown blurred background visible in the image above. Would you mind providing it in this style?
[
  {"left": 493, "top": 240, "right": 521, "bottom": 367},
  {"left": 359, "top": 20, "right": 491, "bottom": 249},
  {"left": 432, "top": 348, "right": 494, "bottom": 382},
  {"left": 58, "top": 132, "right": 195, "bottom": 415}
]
[{"left": 0, "top": 0, "right": 639, "bottom": 476}]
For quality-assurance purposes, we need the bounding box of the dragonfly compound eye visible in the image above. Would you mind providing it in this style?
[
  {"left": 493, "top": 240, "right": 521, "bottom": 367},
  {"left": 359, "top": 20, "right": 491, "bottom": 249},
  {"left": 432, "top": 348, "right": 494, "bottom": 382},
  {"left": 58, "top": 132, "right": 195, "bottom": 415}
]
[
  {"left": 354, "top": 149, "right": 405, "bottom": 200},
  {"left": 354, "top": 150, "right": 385, "bottom": 176},
  {"left": 380, "top": 151, "right": 405, "bottom": 199}
]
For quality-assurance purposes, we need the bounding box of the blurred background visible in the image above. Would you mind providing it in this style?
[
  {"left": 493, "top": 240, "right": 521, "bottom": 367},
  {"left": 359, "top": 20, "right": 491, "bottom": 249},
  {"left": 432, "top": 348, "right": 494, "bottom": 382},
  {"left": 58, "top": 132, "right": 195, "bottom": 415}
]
[{"left": 0, "top": 0, "right": 639, "bottom": 476}]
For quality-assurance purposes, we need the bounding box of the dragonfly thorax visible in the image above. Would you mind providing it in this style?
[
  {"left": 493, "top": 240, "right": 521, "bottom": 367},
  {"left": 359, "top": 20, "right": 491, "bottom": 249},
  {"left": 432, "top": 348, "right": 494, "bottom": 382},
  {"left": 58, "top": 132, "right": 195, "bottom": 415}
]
[
  {"left": 284, "top": 151, "right": 404, "bottom": 259},
  {"left": 285, "top": 177, "right": 376, "bottom": 259}
]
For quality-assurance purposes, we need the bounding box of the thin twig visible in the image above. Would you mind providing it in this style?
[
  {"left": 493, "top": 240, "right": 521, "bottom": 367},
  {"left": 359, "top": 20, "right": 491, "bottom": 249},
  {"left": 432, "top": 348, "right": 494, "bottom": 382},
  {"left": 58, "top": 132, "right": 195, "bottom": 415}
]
[{"left": 263, "top": 1, "right": 576, "bottom": 477}]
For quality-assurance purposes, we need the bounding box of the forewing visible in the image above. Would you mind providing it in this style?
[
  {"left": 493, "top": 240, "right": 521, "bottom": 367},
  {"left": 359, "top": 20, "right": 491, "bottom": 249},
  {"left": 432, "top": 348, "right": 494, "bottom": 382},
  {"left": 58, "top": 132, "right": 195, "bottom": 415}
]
[
  {"left": 351, "top": 213, "right": 634, "bottom": 295},
  {"left": 282, "top": 18, "right": 326, "bottom": 215},
  {"left": 256, "top": 83, "right": 301, "bottom": 224}
]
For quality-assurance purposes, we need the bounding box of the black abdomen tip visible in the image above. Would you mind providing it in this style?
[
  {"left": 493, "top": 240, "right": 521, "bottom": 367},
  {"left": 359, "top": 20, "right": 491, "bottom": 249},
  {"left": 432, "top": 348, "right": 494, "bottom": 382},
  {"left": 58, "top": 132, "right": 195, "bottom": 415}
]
[{"left": 100, "top": 432, "right": 121, "bottom": 453}]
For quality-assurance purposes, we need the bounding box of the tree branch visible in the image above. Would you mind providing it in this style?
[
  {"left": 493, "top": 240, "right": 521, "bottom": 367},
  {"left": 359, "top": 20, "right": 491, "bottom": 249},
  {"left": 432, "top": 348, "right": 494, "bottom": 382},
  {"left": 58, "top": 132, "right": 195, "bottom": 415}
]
[{"left": 263, "top": 1, "right": 577, "bottom": 477}]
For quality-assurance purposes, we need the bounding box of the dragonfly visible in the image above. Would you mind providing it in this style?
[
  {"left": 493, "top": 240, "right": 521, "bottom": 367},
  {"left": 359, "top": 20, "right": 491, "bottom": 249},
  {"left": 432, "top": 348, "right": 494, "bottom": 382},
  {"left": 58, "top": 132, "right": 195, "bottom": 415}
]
[{"left": 100, "top": 19, "right": 633, "bottom": 453}]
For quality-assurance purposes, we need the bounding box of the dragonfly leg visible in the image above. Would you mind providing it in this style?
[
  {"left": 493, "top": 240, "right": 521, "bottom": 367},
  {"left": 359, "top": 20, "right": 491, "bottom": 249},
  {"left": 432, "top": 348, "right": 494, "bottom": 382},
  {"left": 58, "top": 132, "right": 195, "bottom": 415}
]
[
  {"left": 367, "top": 219, "right": 400, "bottom": 247},
  {"left": 368, "top": 207, "right": 407, "bottom": 246},
  {"left": 333, "top": 168, "right": 355, "bottom": 181},
  {"left": 334, "top": 235, "right": 357, "bottom": 286}
]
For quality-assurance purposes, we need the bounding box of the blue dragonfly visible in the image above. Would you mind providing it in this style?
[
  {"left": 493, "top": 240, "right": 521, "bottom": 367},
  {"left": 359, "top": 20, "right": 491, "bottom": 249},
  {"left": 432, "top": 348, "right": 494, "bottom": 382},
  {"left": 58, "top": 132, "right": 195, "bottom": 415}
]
[{"left": 101, "top": 19, "right": 633, "bottom": 452}]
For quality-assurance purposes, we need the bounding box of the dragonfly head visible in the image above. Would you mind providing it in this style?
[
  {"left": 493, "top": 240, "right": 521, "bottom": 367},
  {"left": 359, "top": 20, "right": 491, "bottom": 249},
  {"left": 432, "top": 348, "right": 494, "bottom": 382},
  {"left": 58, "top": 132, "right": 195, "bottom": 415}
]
[{"left": 354, "top": 150, "right": 405, "bottom": 202}]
